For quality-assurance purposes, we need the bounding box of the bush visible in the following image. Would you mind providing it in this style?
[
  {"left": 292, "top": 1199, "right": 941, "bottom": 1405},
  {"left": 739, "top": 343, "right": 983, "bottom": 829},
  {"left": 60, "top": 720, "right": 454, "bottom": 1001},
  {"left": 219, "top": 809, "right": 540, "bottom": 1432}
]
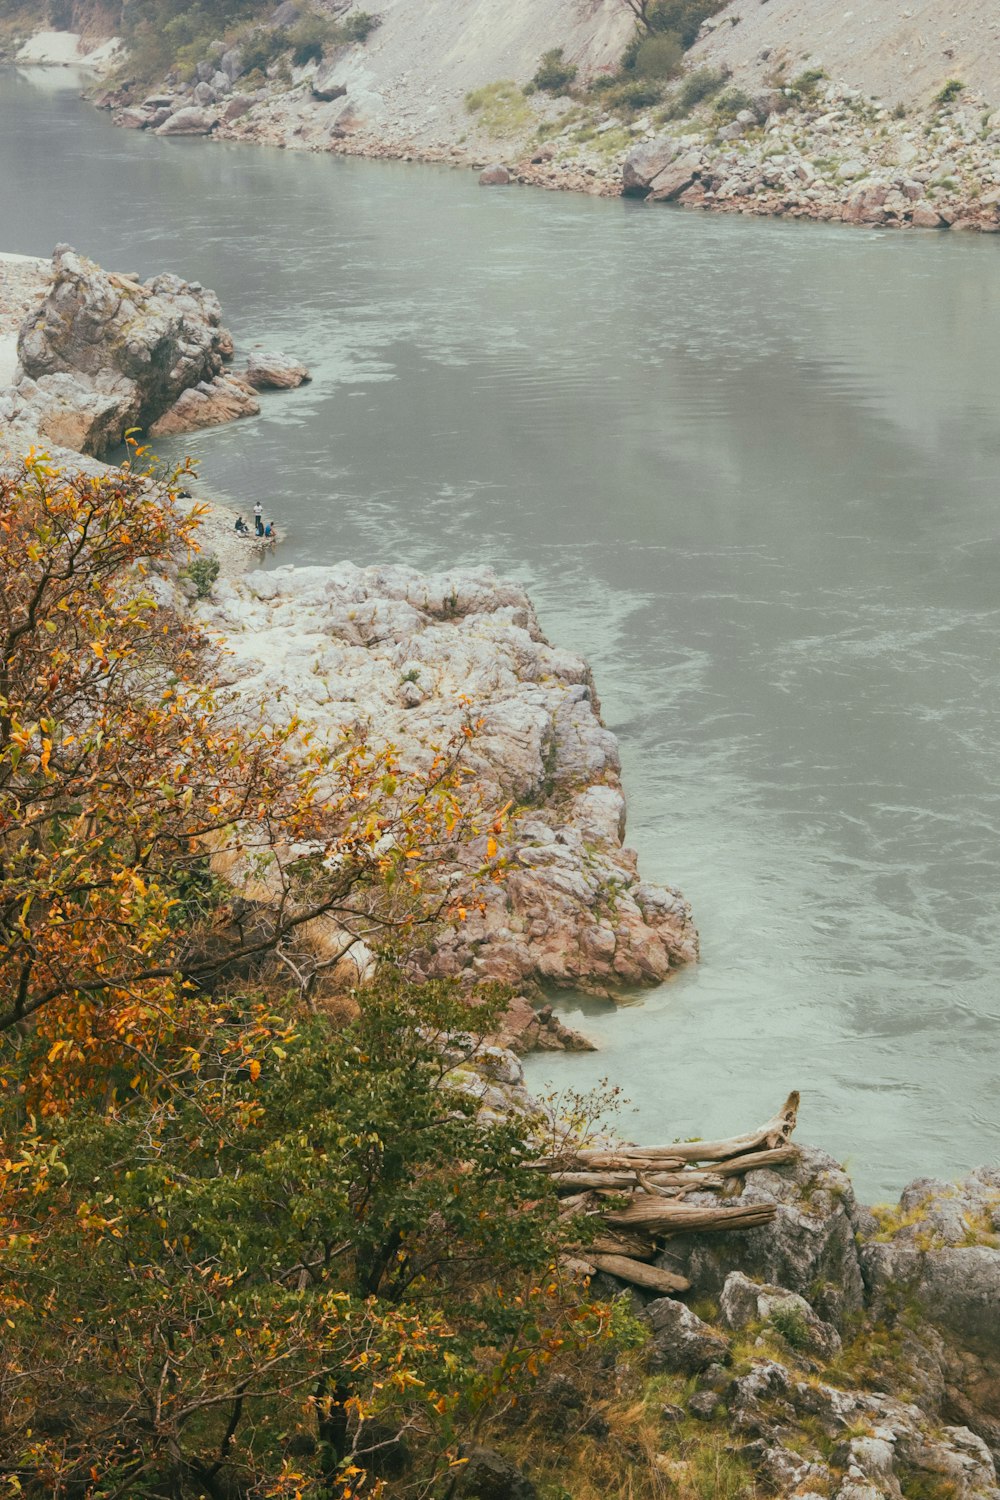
[
  {"left": 663, "top": 64, "right": 727, "bottom": 116},
  {"left": 339, "top": 9, "right": 380, "bottom": 43},
  {"left": 287, "top": 11, "right": 339, "bottom": 66},
  {"left": 632, "top": 30, "right": 683, "bottom": 81},
  {"left": 236, "top": 24, "right": 284, "bottom": 76},
  {"left": 531, "top": 47, "right": 577, "bottom": 94},
  {"left": 713, "top": 86, "right": 752, "bottom": 120},
  {"left": 643, "top": 0, "right": 726, "bottom": 50},
  {"left": 602, "top": 77, "right": 666, "bottom": 111},
  {"left": 790, "top": 66, "right": 827, "bottom": 100},
  {"left": 182, "top": 552, "right": 221, "bottom": 598},
  {"left": 933, "top": 77, "right": 964, "bottom": 106}
]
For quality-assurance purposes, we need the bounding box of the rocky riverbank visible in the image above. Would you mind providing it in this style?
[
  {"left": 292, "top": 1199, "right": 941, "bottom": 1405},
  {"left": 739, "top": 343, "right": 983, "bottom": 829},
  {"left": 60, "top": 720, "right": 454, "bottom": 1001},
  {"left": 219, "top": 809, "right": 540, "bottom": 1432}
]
[
  {"left": 196, "top": 560, "right": 697, "bottom": 998},
  {"left": 65, "top": 1, "right": 1000, "bottom": 235},
  {"left": 0, "top": 242, "right": 696, "bottom": 1017}
]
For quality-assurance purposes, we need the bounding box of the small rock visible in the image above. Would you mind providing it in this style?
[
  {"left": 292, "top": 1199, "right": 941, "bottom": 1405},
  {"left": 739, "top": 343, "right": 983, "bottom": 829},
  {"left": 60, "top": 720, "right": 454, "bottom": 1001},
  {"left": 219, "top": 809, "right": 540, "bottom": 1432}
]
[
  {"left": 644, "top": 1297, "right": 731, "bottom": 1375},
  {"left": 688, "top": 1390, "right": 722, "bottom": 1420},
  {"left": 453, "top": 1446, "right": 537, "bottom": 1500},
  {"left": 245, "top": 350, "right": 311, "bottom": 389}
]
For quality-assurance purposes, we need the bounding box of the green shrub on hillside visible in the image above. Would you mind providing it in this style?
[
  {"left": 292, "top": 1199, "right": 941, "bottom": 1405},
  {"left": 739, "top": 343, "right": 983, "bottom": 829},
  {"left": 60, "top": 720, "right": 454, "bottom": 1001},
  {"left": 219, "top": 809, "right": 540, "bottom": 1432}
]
[
  {"left": 630, "top": 0, "right": 726, "bottom": 51},
  {"left": 632, "top": 30, "right": 684, "bottom": 80},
  {"left": 713, "top": 86, "right": 752, "bottom": 120},
  {"left": 933, "top": 77, "right": 964, "bottom": 106},
  {"left": 532, "top": 46, "right": 577, "bottom": 94},
  {"left": 339, "top": 10, "right": 381, "bottom": 43},
  {"left": 790, "top": 66, "right": 827, "bottom": 100}
]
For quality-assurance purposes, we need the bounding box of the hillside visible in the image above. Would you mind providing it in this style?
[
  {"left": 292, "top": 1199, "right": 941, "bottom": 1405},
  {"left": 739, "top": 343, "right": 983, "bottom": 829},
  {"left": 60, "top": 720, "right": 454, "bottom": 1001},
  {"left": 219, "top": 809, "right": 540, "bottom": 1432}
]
[{"left": 686, "top": 0, "right": 1000, "bottom": 110}]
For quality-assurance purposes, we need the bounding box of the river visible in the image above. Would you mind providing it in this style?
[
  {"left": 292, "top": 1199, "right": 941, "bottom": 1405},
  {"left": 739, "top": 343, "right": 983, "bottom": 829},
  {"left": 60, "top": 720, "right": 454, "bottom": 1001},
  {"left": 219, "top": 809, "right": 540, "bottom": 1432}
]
[{"left": 4, "top": 65, "right": 1000, "bottom": 1199}]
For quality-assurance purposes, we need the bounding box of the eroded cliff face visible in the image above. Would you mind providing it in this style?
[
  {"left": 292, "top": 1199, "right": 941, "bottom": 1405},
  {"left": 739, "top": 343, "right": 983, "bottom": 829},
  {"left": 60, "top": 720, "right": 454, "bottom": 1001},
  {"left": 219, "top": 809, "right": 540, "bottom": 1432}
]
[{"left": 197, "top": 561, "right": 698, "bottom": 996}]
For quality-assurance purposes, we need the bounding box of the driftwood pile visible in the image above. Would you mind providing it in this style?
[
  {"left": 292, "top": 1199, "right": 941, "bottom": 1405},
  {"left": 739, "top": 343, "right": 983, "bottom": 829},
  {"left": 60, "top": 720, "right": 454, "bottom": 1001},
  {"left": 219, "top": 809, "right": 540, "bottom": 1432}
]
[{"left": 542, "top": 1093, "right": 801, "bottom": 1295}]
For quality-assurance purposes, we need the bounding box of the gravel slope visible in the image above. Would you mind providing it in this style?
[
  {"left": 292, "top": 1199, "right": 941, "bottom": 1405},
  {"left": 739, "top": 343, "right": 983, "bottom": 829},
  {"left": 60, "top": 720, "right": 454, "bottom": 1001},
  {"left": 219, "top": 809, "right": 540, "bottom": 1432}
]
[{"left": 688, "top": 0, "right": 1000, "bottom": 109}]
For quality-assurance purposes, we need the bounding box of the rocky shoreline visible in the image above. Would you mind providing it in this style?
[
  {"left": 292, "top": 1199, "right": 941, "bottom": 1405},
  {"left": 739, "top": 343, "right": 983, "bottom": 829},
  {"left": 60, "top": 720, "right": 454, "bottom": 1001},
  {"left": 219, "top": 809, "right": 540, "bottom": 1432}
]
[
  {"left": 72, "top": 34, "right": 1000, "bottom": 235},
  {"left": 0, "top": 244, "right": 697, "bottom": 1026}
]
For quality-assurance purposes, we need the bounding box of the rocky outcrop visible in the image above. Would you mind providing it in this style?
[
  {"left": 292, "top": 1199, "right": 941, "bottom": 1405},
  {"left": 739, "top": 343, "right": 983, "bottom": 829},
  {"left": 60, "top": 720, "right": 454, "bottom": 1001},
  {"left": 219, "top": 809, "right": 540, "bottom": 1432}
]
[
  {"left": 862, "top": 1170, "right": 1000, "bottom": 1459},
  {"left": 9, "top": 246, "right": 235, "bottom": 456},
  {"left": 658, "top": 1145, "right": 867, "bottom": 1329},
  {"left": 609, "top": 1146, "right": 1000, "bottom": 1497},
  {"left": 492, "top": 996, "right": 595, "bottom": 1055},
  {"left": 197, "top": 562, "right": 698, "bottom": 995},
  {"left": 155, "top": 105, "right": 218, "bottom": 136},
  {"left": 150, "top": 372, "right": 260, "bottom": 436}
]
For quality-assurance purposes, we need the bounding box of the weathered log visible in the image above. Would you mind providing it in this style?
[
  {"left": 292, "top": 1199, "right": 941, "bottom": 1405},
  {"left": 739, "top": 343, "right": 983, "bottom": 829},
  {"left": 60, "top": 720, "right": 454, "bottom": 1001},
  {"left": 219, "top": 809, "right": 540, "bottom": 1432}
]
[
  {"left": 589, "top": 1254, "right": 691, "bottom": 1294},
  {"left": 578, "top": 1093, "right": 800, "bottom": 1166},
  {"left": 712, "top": 1144, "right": 799, "bottom": 1177},
  {"left": 550, "top": 1171, "right": 640, "bottom": 1190},
  {"left": 555, "top": 1152, "right": 687, "bottom": 1172},
  {"left": 643, "top": 1170, "right": 724, "bottom": 1191},
  {"left": 560, "top": 1255, "right": 598, "bottom": 1277},
  {"left": 589, "top": 1233, "right": 659, "bottom": 1261},
  {"left": 606, "top": 1200, "right": 777, "bottom": 1234}
]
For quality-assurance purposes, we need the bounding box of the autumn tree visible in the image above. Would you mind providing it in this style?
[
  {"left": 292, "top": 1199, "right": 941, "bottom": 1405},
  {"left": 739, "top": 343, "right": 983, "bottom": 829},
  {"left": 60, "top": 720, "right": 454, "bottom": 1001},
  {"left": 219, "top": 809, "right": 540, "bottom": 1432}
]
[
  {"left": 0, "top": 452, "right": 493, "bottom": 1106},
  {"left": 0, "top": 972, "right": 607, "bottom": 1496}
]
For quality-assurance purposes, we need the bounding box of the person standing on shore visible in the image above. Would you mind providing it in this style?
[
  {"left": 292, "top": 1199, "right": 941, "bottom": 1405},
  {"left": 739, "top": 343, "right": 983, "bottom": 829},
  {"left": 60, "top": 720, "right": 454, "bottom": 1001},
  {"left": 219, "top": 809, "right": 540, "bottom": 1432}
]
[{"left": 253, "top": 501, "right": 264, "bottom": 536}]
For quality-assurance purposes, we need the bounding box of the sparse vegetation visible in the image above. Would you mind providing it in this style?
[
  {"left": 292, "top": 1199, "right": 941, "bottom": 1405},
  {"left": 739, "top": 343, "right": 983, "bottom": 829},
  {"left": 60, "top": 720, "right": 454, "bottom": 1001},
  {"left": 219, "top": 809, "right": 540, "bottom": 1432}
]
[
  {"left": 181, "top": 551, "right": 220, "bottom": 597},
  {"left": 465, "top": 78, "right": 535, "bottom": 137},
  {"left": 933, "top": 78, "right": 964, "bottom": 106},
  {"left": 531, "top": 46, "right": 578, "bottom": 95},
  {"left": 631, "top": 31, "right": 684, "bottom": 81},
  {"left": 714, "top": 86, "right": 753, "bottom": 121},
  {"left": 790, "top": 66, "right": 827, "bottom": 100}
]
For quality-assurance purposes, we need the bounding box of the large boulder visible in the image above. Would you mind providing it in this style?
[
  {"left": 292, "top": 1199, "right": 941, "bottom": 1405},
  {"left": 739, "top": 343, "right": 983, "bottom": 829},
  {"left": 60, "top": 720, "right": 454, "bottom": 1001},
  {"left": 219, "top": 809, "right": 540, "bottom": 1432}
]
[
  {"left": 622, "top": 138, "right": 679, "bottom": 196},
  {"left": 15, "top": 246, "right": 234, "bottom": 456},
  {"left": 658, "top": 1147, "right": 866, "bottom": 1328},
  {"left": 149, "top": 373, "right": 260, "bottom": 436},
  {"left": 155, "top": 106, "right": 218, "bottom": 136},
  {"left": 862, "top": 1169, "right": 1000, "bottom": 1458},
  {"left": 245, "top": 350, "right": 311, "bottom": 389},
  {"left": 719, "top": 1270, "right": 842, "bottom": 1358},
  {"left": 643, "top": 1296, "right": 730, "bottom": 1374},
  {"left": 452, "top": 1446, "right": 536, "bottom": 1500},
  {"left": 647, "top": 152, "right": 704, "bottom": 203}
]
